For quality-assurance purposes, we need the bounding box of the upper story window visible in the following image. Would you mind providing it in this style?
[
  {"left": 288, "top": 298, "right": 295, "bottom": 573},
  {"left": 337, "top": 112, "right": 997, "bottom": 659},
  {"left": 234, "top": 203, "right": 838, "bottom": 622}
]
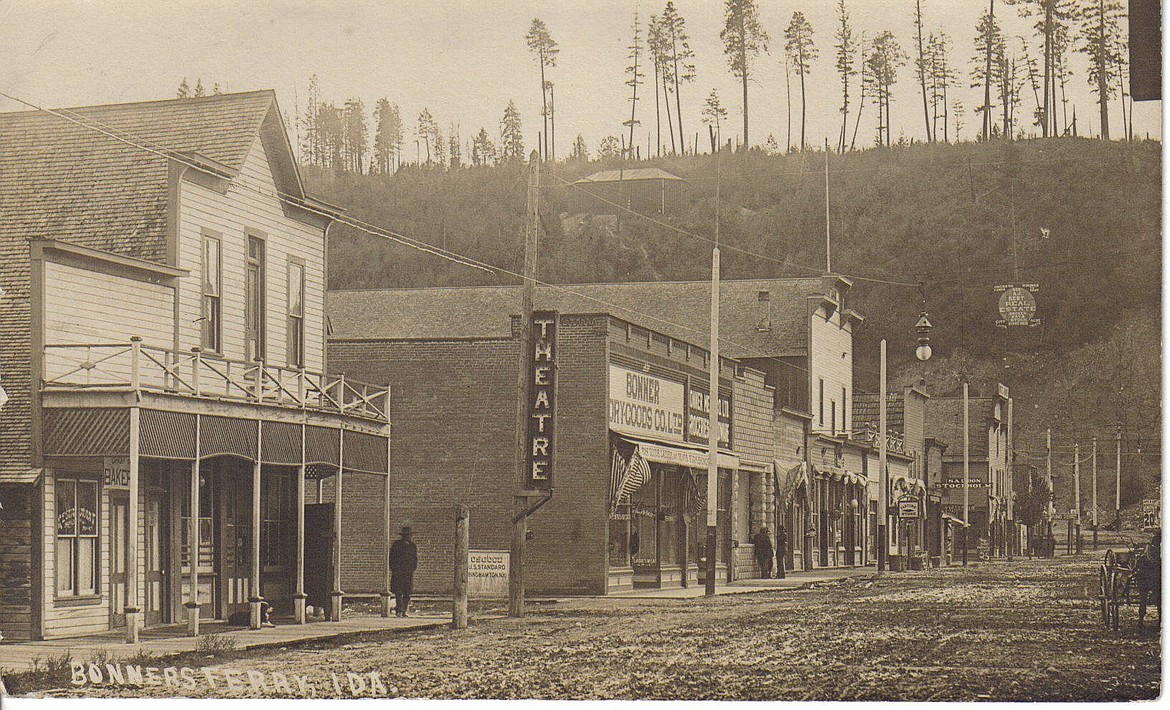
[
  {"left": 818, "top": 378, "right": 825, "bottom": 428},
  {"left": 246, "top": 234, "right": 266, "bottom": 362},
  {"left": 287, "top": 259, "right": 305, "bottom": 368},
  {"left": 201, "top": 233, "right": 222, "bottom": 353}
]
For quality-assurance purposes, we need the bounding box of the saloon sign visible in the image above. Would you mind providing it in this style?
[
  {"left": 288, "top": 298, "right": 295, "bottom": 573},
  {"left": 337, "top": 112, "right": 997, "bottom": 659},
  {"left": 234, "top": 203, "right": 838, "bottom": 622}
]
[{"left": 526, "top": 311, "right": 557, "bottom": 489}]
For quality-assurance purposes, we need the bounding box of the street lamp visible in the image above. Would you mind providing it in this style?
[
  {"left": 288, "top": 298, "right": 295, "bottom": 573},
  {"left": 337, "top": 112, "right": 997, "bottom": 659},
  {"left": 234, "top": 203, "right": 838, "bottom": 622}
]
[{"left": 915, "top": 312, "right": 933, "bottom": 362}]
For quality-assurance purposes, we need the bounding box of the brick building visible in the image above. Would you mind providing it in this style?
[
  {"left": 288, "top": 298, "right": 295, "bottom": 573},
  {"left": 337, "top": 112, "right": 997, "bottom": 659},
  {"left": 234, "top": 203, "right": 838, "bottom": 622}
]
[
  {"left": 0, "top": 93, "right": 390, "bottom": 642},
  {"left": 328, "top": 286, "right": 786, "bottom": 594}
]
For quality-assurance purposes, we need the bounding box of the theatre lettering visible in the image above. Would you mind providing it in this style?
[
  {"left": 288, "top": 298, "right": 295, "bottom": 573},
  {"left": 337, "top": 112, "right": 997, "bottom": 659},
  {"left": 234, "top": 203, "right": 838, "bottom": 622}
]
[{"left": 526, "top": 311, "right": 558, "bottom": 488}]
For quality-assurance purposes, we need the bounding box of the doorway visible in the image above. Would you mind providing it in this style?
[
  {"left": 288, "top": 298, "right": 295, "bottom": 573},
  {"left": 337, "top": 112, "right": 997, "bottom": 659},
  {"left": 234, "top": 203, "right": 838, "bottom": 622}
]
[
  {"left": 109, "top": 494, "right": 128, "bottom": 628},
  {"left": 304, "top": 503, "right": 333, "bottom": 613},
  {"left": 144, "top": 490, "right": 170, "bottom": 626}
]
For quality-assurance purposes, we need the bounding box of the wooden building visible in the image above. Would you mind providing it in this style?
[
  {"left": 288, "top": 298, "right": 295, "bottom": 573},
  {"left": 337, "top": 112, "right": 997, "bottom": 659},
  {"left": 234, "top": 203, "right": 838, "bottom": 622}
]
[{"left": 0, "top": 92, "right": 391, "bottom": 642}]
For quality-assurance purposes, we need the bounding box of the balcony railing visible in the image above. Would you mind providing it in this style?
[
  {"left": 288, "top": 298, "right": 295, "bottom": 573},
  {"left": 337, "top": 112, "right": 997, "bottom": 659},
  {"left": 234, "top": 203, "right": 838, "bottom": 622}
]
[
  {"left": 43, "top": 338, "right": 389, "bottom": 422},
  {"left": 860, "top": 421, "right": 909, "bottom": 456}
]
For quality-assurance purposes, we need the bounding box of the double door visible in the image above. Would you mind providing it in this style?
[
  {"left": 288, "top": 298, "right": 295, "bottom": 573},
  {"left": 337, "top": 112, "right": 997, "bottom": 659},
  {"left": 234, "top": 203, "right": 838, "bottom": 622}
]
[{"left": 108, "top": 488, "right": 170, "bottom": 628}]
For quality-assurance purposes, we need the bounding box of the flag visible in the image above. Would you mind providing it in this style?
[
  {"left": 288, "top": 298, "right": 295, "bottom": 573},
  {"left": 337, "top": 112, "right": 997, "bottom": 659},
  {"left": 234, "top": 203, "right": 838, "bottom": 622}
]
[
  {"left": 681, "top": 469, "right": 705, "bottom": 517},
  {"left": 610, "top": 444, "right": 651, "bottom": 514}
]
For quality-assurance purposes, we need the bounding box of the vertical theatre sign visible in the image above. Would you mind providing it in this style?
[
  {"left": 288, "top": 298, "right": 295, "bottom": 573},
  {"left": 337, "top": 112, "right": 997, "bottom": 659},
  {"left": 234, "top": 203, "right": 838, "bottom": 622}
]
[{"left": 526, "top": 311, "right": 557, "bottom": 489}]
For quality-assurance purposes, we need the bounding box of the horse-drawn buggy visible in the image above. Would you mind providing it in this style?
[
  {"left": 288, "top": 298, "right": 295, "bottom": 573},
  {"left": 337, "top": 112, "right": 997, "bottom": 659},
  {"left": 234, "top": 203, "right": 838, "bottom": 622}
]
[{"left": 1098, "top": 534, "right": 1161, "bottom": 631}]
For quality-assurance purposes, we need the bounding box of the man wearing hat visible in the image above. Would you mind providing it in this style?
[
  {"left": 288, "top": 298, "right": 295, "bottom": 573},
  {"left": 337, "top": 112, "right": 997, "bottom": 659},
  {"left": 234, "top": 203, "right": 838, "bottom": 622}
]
[{"left": 389, "top": 526, "right": 418, "bottom": 617}]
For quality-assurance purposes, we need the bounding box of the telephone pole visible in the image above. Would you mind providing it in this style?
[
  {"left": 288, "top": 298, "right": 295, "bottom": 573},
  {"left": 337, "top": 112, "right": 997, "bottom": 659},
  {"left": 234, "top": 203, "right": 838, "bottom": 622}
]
[
  {"left": 509, "top": 152, "right": 541, "bottom": 618},
  {"left": 962, "top": 381, "right": 969, "bottom": 566},
  {"left": 1092, "top": 437, "right": 1098, "bottom": 549},
  {"left": 1073, "top": 441, "right": 1082, "bottom": 554},
  {"left": 1115, "top": 426, "right": 1122, "bottom": 531},
  {"left": 1046, "top": 428, "right": 1053, "bottom": 554},
  {"left": 705, "top": 154, "right": 722, "bottom": 597},
  {"left": 877, "top": 340, "right": 888, "bottom": 575}
]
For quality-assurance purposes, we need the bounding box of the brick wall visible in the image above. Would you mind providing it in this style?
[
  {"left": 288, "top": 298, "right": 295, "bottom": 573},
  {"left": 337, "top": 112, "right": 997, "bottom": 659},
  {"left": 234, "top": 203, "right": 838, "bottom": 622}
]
[
  {"left": 339, "top": 470, "right": 388, "bottom": 594},
  {"left": 329, "top": 337, "right": 519, "bottom": 595},
  {"left": 526, "top": 314, "right": 610, "bottom": 596},
  {"left": 0, "top": 483, "right": 33, "bottom": 640}
]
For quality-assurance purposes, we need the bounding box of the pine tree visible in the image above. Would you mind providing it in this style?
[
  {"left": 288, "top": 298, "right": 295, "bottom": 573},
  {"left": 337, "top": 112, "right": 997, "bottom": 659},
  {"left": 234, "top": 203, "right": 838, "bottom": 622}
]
[
  {"left": 344, "top": 98, "right": 368, "bottom": 173},
  {"left": 926, "top": 32, "right": 955, "bottom": 141},
  {"left": 177, "top": 78, "right": 191, "bottom": 99},
  {"left": 1005, "top": 0, "right": 1077, "bottom": 138},
  {"left": 660, "top": 1, "right": 696, "bottom": 155},
  {"left": 194, "top": 78, "right": 205, "bottom": 97},
  {"left": 914, "top": 0, "right": 933, "bottom": 141},
  {"left": 971, "top": 6, "right": 1004, "bottom": 141},
  {"left": 569, "top": 134, "right": 590, "bottom": 162},
  {"left": 648, "top": 15, "right": 669, "bottom": 157},
  {"left": 720, "top": 0, "right": 769, "bottom": 149},
  {"left": 500, "top": 100, "right": 525, "bottom": 161},
  {"left": 525, "top": 19, "right": 559, "bottom": 161},
  {"left": 471, "top": 127, "right": 497, "bottom": 166},
  {"left": 834, "top": 0, "right": 857, "bottom": 153},
  {"left": 783, "top": 12, "right": 818, "bottom": 152},
  {"left": 623, "top": 12, "right": 646, "bottom": 159},
  {"left": 701, "top": 89, "right": 728, "bottom": 151},
  {"left": 1077, "top": 0, "right": 1124, "bottom": 140},
  {"left": 448, "top": 124, "right": 462, "bottom": 169},
  {"left": 301, "top": 75, "right": 321, "bottom": 166},
  {"left": 597, "top": 135, "right": 622, "bottom": 159},
  {"left": 865, "top": 31, "right": 907, "bottom": 147},
  {"left": 373, "top": 98, "right": 401, "bottom": 174},
  {"left": 417, "top": 108, "right": 437, "bottom": 164}
]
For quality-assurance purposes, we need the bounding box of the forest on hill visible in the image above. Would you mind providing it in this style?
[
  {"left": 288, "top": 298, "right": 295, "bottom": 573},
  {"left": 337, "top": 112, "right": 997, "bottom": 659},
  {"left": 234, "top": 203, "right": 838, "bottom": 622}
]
[{"left": 311, "top": 136, "right": 1161, "bottom": 504}]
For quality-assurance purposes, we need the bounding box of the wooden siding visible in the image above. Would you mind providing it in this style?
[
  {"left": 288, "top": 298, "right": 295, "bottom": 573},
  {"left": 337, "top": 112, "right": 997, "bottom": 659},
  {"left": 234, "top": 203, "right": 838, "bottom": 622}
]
[
  {"left": 42, "top": 261, "right": 175, "bottom": 384},
  {"left": 808, "top": 310, "right": 853, "bottom": 435},
  {"left": 177, "top": 137, "right": 326, "bottom": 371}
]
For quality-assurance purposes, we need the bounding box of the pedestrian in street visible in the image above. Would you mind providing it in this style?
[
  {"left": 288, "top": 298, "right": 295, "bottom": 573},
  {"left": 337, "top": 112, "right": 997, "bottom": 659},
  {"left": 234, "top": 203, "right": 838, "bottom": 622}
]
[
  {"left": 389, "top": 526, "right": 418, "bottom": 617},
  {"left": 775, "top": 524, "right": 788, "bottom": 579},
  {"left": 753, "top": 527, "right": 774, "bottom": 578},
  {"left": 1134, "top": 529, "right": 1161, "bottom": 628}
]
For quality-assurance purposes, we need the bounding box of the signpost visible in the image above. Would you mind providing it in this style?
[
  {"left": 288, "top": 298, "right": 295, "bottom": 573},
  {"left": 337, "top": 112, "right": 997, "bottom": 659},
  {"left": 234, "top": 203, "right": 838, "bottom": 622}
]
[
  {"left": 898, "top": 495, "right": 921, "bottom": 519},
  {"left": 994, "top": 283, "right": 1041, "bottom": 328}
]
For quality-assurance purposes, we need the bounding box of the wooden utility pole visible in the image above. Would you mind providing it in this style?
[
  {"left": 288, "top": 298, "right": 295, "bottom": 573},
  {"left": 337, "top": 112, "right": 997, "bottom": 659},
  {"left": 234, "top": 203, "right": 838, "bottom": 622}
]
[
  {"left": 454, "top": 505, "right": 469, "bottom": 629},
  {"left": 1092, "top": 437, "right": 1099, "bottom": 549},
  {"left": 877, "top": 340, "right": 888, "bottom": 575},
  {"left": 962, "top": 382, "right": 969, "bottom": 566},
  {"left": 705, "top": 155, "right": 722, "bottom": 597},
  {"left": 1046, "top": 428, "right": 1053, "bottom": 551},
  {"left": 1074, "top": 441, "right": 1082, "bottom": 554},
  {"left": 1006, "top": 397, "right": 1014, "bottom": 561},
  {"left": 509, "top": 152, "right": 541, "bottom": 618},
  {"left": 824, "top": 140, "right": 831, "bottom": 273},
  {"left": 1115, "top": 427, "right": 1122, "bottom": 530}
]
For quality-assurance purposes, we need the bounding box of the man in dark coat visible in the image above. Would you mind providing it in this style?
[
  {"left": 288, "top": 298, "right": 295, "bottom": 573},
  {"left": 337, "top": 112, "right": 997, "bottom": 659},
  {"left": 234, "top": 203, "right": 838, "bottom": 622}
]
[
  {"left": 775, "top": 524, "right": 789, "bottom": 579},
  {"left": 389, "top": 526, "right": 418, "bottom": 617},
  {"left": 753, "top": 527, "right": 774, "bottom": 578}
]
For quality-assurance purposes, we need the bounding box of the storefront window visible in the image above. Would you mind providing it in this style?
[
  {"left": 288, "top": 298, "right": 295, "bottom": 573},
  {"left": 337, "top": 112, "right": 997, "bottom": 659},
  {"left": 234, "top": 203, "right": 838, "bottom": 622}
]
[
  {"left": 261, "top": 468, "right": 293, "bottom": 569},
  {"left": 180, "top": 469, "right": 215, "bottom": 570},
  {"left": 608, "top": 505, "right": 632, "bottom": 567},
  {"left": 56, "top": 478, "right": 98, "bottom": 596},
  {"left": 631, "top": 479, "right": 657, "bottom": 568},
  {"left": 660, "top": 472, "right": 680, "bottom": 566}
]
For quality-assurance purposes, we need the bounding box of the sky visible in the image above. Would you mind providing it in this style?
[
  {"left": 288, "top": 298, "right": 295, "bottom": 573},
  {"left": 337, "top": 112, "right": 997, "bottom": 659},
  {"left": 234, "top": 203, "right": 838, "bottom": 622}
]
[{"left": 0, "top": 0, "right": 1161, "bottom": 158}]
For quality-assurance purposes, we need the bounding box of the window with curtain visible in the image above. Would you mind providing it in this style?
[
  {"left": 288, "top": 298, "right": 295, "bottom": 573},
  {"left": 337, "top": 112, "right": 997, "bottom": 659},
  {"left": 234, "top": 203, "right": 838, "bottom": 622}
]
[
  {"left": 201, "top": 233, "right": 222, "bottom": 352},
  {"left": 56, "top": 478, "right": 99, "bottom": 596},
  {"left": 287, "top": 260, "right": 305, "bottom": 368}
]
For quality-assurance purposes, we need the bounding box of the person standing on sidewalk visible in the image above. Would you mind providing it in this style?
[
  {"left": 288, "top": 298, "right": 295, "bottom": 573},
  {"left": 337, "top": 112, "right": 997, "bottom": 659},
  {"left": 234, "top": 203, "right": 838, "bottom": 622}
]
[
  {"left": 389, "top": 526, "right": 418, "bottom": 617},
  {"left": 775, "top": 524, "right": 788, "bottom": 578},
  {"left": 753, "top": 528, "right": 774, "bottom": 578}
]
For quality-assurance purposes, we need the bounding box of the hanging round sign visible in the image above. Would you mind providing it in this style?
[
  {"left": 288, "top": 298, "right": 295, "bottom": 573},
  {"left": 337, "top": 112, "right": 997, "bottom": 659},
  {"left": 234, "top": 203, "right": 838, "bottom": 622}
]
[{"left": 996, "top": 286, "right": 1039, "bottom": 328}]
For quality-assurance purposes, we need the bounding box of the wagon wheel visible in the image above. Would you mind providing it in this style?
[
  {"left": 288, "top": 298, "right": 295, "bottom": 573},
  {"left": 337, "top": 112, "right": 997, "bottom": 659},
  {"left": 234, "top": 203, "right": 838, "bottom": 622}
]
[
  {"left": 1110, "top": 573, "right": 1124, "bottom": 632},
  {"left": 1105, "top": 548, "right": 1117, "bottom": 570},
  {"left": 1099, "top": 565, "right": 1112, "bottom": 624}
]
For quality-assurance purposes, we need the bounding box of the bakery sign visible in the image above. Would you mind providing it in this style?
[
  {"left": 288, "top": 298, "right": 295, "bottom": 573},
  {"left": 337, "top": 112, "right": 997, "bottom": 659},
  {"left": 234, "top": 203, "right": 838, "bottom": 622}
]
[
  {"left": 103, "top": 457, "right": 131, "bottom": 489},
  {"left": 526, "top": 311, "right": 557, "bottom": 489},
  {"left": 608, "top": 365, "right": 686, "bottom": 442}
]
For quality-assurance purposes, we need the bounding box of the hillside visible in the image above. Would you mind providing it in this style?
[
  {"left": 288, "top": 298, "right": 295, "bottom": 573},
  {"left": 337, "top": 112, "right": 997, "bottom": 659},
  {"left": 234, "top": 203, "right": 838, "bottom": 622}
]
[{"left": 308, "top": 138, "right": 1162, "bottom": 502}]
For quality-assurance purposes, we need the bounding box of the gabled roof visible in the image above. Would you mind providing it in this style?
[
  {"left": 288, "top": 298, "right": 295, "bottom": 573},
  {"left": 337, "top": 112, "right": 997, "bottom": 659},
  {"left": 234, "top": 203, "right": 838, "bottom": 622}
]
[
  {"left": 0, "top": 90, "right": 294, "bottom": 264},
  {"left": 572, "top": 167, "right": 685, "bottom": 185},
  {"left": 327, "top": 277, "right": 842, "bottom": 359}
]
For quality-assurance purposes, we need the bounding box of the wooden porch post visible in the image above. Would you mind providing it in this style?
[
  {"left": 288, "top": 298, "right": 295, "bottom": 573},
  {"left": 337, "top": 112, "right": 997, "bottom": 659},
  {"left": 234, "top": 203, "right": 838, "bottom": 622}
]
[
  {"left": 186, "top": 415, "right": 201, "bottom": 636},
  {"left": 294, "top": 423, "right": 307, "bottom": 624},
  {"left": 125, "top": 337, "right": 142, "bottom": 644},
  {"left": 249, "top": 419, "right": 264, "bottom": 630},
  {"left": 330, "top": 428, "right": 344, "bottom": 622}
]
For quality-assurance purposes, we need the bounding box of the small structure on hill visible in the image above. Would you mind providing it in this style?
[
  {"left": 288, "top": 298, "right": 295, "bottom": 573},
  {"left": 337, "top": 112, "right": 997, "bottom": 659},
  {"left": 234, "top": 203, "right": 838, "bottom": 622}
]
[{"left": 570, "top": 167, "right": 686, "bottom": 216}]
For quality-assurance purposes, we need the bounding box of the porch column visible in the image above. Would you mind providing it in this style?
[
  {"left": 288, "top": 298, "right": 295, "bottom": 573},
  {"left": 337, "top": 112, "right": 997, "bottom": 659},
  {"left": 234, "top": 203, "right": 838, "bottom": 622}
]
[
  {"left": 294, "top": 423, "right": 307, "bottom": 624},
  {"left": 330, "top": 428, "right": 344, "bottom": 622},
  {"left": 381, "top": 421, "right": 392, "bottom": 617},
  {"left": 249, "top": 420, "right": 264, "bottom": 630},
  {"left": 187, "top": 415, "right": 202, "bottom": 636},
  {"left": 125, "top": 337, "right": 142, "bottom": 644}
]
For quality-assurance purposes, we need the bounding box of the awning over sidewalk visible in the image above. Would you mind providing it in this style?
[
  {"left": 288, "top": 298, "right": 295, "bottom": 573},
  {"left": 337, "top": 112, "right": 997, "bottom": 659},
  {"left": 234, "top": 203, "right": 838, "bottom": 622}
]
[
  {"left": 942, "top": 513, "right": 970, "bottom": 528},
  {"left": 614, "top": 434, "right": 740, "bottom": 470}
]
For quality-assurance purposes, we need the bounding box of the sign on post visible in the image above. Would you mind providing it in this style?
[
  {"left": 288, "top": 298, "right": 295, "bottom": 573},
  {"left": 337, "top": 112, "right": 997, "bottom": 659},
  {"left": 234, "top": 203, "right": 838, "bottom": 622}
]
[
  {"left": 897, "top": 495, "right": 920, "bottom": 519},
  {"left": 526, "top": 311, "right": 557, "bottom": 489},
  {"left": 468, "top": 550, "right": 510, "bottom": 598}
]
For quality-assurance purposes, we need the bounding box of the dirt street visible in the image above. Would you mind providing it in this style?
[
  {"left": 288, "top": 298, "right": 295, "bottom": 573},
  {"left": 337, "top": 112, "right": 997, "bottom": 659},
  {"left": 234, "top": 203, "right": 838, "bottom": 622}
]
[{"left": 18, "top": 555, "right": 1162, "bottom": 701}]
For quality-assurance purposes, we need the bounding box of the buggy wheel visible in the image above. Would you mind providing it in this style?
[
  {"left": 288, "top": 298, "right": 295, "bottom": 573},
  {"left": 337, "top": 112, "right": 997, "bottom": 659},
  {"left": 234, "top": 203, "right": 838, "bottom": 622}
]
[
  {"left": 1099, "top": 566, "right": 1111, "bottom": 624},
  {"left": 1104, "top": 548, "right": 1116, "bottom": 570}
]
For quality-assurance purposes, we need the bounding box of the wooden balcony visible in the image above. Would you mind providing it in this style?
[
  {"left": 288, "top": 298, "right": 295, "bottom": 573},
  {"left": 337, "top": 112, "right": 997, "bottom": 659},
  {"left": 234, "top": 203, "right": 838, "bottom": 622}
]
[{"left": 43, "top": 337, "right": 388, "bottom": 423}]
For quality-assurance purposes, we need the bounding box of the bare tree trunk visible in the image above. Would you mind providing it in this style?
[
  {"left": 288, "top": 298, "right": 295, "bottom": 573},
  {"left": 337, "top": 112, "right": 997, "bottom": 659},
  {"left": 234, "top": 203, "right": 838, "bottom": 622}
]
[
  {"left": 1096, "top": 0, "right": 1110, "bottom": 140},
  {"left": 983, "top": 0, "right": 995, "bottom": 142},
  {"left": 785, "top": 57, "right": 793, "bottom": 151},
  {"left": 663, "top": 72, "right": 677, "bottom": 154},
  {"left": 653, "top": 61, "right": 662, "bottom": 156},
  {"left": 916, "top": 0, "right": 933, "bottom": 142},
  {"left": 799, "top": 64, "right": 808, "bottom": 151},
  {"left": 540, "top": 53, "right": 549, "bottom": 160}
]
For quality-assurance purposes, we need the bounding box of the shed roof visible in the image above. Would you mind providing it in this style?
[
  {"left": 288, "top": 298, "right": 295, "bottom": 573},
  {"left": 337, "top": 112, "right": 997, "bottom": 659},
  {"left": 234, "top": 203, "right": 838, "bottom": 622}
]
[
  {"left": 572, "top": 167, "right": 686, "bottom": 184},
  {"left": 327, "top": 277, "right": 842, "bottom": 359},
  {"left": 0, "top": 90, "right": 288, "bottom": 263}
]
